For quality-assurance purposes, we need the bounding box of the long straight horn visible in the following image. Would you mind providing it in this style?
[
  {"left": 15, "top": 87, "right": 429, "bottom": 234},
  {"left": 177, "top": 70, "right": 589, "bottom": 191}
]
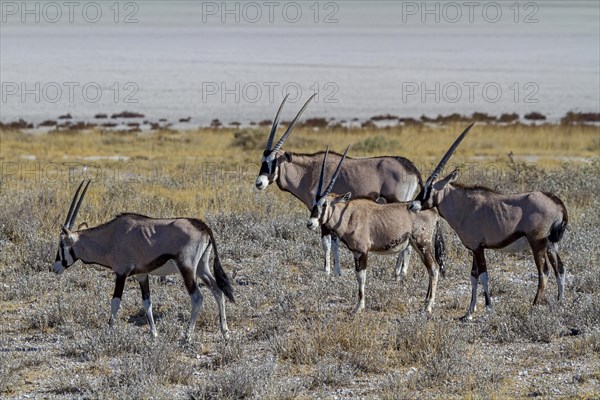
[
  {"left": 316, "top": 146, "right": 330, "bottom": 198},
  {"left": 323, "top": 145, "right": 350, "bottom": 196},
  {"left": 265, "top": 94, "right": 289, "bottom": 151},
  {"left": 64, "top": 180, "right": 85, "bottom": 226},
  {"left": 272, "top": 93, "right": 317, "bottom": 152},
  {"left": 68, "top": 180, "right": 91, "bottom": 229},
  {"left": 423, "top": 122, "right": 474, "bottom": 189}
]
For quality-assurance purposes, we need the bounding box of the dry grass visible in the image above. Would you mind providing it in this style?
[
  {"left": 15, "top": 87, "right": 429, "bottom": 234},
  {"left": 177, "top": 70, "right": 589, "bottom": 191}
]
[{"left": 0, "top": 124, "right": 599, "bottom": 398}]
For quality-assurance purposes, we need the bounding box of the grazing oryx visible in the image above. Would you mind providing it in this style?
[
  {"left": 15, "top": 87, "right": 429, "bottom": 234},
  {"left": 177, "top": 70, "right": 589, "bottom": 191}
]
[
  {"left": 255, "top": 94, "right": 433, "bottom": 279},
  {"left": 307, "top": 147, "right": 444, "bottom": 314},
  {"left": 410, "top": 123, "right": 568, "bottom": 320},
  {"left": 52, "top": 181, "right": 235, "bottom": 339}
]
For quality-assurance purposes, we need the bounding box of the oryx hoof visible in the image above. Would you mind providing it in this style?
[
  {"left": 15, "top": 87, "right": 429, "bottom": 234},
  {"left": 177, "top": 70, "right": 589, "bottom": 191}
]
[
  {"left": 150, "top": 329, "right": 158, "bottom": 338},
  {"left": 459, "top": 313, "right": 473, "bottom": 322},
  {"left": 353, "top": 304, "right": 365, "bottom": 314},
  {"left": 222, "top": 330, "right": 231, "bottom": 341}
]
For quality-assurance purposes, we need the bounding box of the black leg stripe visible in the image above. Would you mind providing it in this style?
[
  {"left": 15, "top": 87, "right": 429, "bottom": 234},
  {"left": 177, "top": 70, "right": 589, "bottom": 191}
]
[{"left": 59, "top": 242, "right": 68, "bottom": 267}]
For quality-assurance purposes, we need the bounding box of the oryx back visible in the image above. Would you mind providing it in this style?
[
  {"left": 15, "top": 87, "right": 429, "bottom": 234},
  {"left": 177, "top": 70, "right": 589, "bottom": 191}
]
[
  {"left": 105, "top": 213, "right": 212, "bottom": 276},
  {"left": 278, "top": 152, "right": 422, "bottom": 209},
  {"left": 439, "top": 186, "right": 567, "bottom": 251}
]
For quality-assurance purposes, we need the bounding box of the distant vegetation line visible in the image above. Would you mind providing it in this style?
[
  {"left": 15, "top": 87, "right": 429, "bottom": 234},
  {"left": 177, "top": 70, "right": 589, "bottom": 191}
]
[{"left": 1, "top": 110, "right": 599, "bottom": 133}]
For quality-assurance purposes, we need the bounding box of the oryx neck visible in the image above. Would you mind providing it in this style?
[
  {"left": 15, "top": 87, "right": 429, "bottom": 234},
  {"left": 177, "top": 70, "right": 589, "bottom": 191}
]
[
  {"left": 436, "top": 185, "right": 468, "bottom": 231},
  {"left": 276, "top": 156, "right": 314, "bottom": 207},
  {"left": 71, "top": 225, "right": 112, "bottom": 267},
  {"left": 324, "top": 201, "right": 351, "bottom": 236}
]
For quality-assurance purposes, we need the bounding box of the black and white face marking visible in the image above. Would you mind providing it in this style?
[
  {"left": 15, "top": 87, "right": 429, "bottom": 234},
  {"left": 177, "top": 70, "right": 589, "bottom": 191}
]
[
  {"left": 53, "top": 232, "right": 76, "bottom": 274},
  {"left": 410, "top": 171, "right": 458, "bottom": 212},
  {"left": 409, "top": 186, "right": 429, "bottom": 212},
  {"left": 307, "top": 197, "right": 329, "bottom": 230},
  {"left": 255, "top": 150, "right": 279, "bottom": 190}
]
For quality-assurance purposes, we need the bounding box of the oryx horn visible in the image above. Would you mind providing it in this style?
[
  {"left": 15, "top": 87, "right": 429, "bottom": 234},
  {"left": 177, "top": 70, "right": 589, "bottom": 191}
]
[
  {"left": 316, "top": 146, "right": 330, "bottom": 197},
  {"left": 64, "top": 180, "right": 85, "bottom": 226},
  {"left": 272, "top": 93, "right": 317, "bottom": 152},
  {"left": 423, "top": 122, "right": 474, "bottom": 190},
  {"left": 265, "top": 94, "right": 290, "bottom": 151},
  {"left": 323, "top": 145, "right": 350, "bottom": 197},
  {"left": 68, "top": 179, "right": 91, "bottom": 229}
]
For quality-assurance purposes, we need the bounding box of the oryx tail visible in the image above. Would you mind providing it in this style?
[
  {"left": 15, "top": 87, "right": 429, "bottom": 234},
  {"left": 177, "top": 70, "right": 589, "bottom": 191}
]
[
  {"left": 434, "top": 221, "right": 446, "bottom": 277},
  {"left": 204, "top": 223, "right": 235, "bottom": 303},
  {"left": 545, "top": 192, "right": 568, "bottom": 243}
]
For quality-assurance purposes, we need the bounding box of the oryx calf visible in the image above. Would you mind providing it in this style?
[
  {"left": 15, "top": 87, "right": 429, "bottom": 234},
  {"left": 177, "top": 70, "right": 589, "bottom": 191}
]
[
  {"left": 410, "top": 125, "right": 568, "bottom": 320},
  {"left": 256, "top": 94, "right": 428, "bottom": 278},
  {"left": 307, "top": 147, "right": 444, "bottom": 313},
  {"left": 53, "top": 181, "right": 235, "bottom": 339}
]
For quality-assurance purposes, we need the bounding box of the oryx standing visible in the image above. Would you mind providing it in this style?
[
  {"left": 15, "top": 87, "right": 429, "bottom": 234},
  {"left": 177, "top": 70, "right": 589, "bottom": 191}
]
[
  {"left": 255, "top": 94, "right": 432, "bottom": 278},
  {"left": 410, "top": 124, "right": 568, "bottom": 320},
  {"left": 307, "top": 147, "right": 444, "bottom": 313},
  {"left": 52, "top": 181, "right": 235, "bottom": 339}
]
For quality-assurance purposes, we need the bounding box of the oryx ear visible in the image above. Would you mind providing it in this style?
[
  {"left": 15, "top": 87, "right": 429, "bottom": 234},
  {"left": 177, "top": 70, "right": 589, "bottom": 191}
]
[
  {"left": 77, "top": 222, "right": 88, "bottom": 230},
  {"left": 277, "top": 152, "right": 292, "bottom": 164},
  {"left": 434, "top": 170, "right": 459, "bottom": 190},
  {"left": 334, "top": 192, "right": 352, "bottom": 204},
  {"left": 449, "top": 169, "right": 459, "bottom": 182}
]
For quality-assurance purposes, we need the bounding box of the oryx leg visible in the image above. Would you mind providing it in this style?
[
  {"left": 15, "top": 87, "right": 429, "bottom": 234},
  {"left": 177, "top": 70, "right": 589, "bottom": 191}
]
[
  {"left": 394, "top": 245, "right": 412, "bottom": 281},
  {"left": 461, "top": 247, "right": 492, "bottom": 320},
  {"left": 354, "top": 253, "right": 368, "bottom": 313},
  {"left": 474, "top": 248, "right": 492, "bottom": 311},
  {"left": 137, "top": 275, "right": 157, "bottom": 337},
  {"left": 321, "top": 226, "right": 332, "bottom": 275},
  {"left": 547, "top": 242, "right": 565, "bottom": 303},
  {"left": 197, "top": 245, "right": 230, "bottom": 339},
  {"left": 332, "top": 234, "right": 341, "bottom": 277},
  {"left": 531, "top": 240, "right": 550, "bottom": 305},
  {"left": 412, "top": 241, "right": 439, "bottom": 314},
  {"left": 179, "top": 263, "right": 204, "bottom": 341},
  {"left": 109, "top": 273, "right": 127, "bottom": 327}
]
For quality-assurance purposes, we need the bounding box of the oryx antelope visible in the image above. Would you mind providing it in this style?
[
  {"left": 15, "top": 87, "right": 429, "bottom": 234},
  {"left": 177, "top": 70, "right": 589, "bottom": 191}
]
[
  {"left": 307, "top": 147, "right": 444, "bottom": 313},
  {"left": 53, "top": 180, "right": 235, "bottom": 339},
  {"left": 256, "top": 94, "right": 435, "bottom": 279},
  {"left": 410, "top": 124, "right": 568, "bottom": 320}
]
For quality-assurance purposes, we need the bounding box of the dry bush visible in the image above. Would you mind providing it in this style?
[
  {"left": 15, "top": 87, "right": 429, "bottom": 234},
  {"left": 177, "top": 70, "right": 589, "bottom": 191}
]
[
  {"left": 310, "top": 358, "right": 357, "bottom": 389},
  {"left": 192, "top": 358, "right": 277, "bottom": 399},
  {"left": 562, "top": 329, "right": 600, "bottom": 357},
  {"left": 353, "top": 135, "right": 399, "bottom": 153},
  {"left": 231, "top": 128, "right": 266, "bottom": 151}
]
